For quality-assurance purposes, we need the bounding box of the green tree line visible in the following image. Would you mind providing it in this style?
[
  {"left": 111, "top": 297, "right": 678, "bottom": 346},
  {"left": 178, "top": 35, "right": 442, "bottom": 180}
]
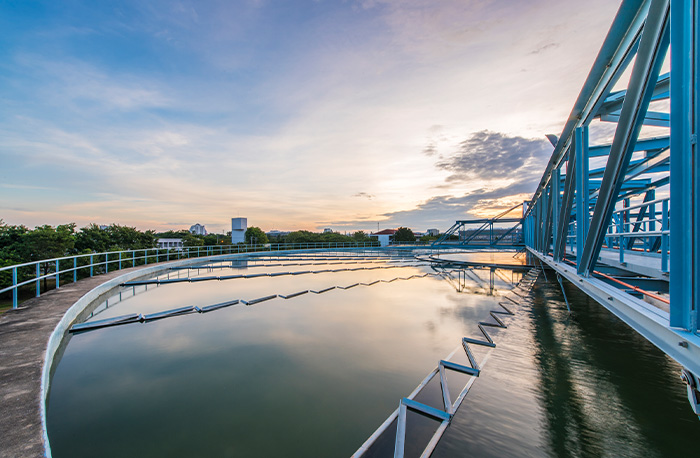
[
  {"left": 262, "top": 228, "right": 374, "bottom": 245},
  {"left": 0, "top": 221, "right": 238, "bottom": 267}
]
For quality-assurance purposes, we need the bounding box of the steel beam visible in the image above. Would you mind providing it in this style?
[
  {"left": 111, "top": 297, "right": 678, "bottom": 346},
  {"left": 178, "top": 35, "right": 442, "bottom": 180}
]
[
  {"left": 552, "top": 166, "right": 561, "bottom": 254},
  {"left": 670, "top": 0, "right": 699, "bottom": 331},
  {"left": 578, "top": 0, "right": 670, "bottom": 277},
  {"left": 554, "top": 149, "right": 576, "bottom": 261},
  {"left": 543, "top": 185, "right": 554, "bottom": 254},
  {"left": 575, "top": 127, "right": 590, "bottom": 272},
  {"left": 588, "top": 135, "right": 669, "bottom": 157}
]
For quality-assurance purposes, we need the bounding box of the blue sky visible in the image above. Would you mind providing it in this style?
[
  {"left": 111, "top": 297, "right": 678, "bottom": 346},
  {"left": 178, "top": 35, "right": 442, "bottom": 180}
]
[{"left": 0, "top": 0, "right": 622, "bottom": 233}]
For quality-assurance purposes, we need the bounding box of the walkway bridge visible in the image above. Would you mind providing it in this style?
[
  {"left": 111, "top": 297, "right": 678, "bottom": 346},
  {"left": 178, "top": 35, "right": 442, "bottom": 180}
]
[
  {"left": 516, "top": 0, "right": 700, "bottom": 416},
  {"left": 432, "top": 203, "right": 525, "bottom": 249}
]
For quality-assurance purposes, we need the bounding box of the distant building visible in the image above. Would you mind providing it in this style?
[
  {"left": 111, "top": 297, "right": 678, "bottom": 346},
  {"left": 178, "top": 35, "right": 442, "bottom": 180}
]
[
  {"left": 99, "top": 225, "right": 109, "bottom": 231},
  {"left": 427, "top": 228, "right": 440, "bottom": 236},
  {"left": 157, "top": 238, "right": 183, "bottom": 250},
  {"left": 231, "top": 217, "right": 247, "bottom": 244},
  {"left": 267, "top": 230, "right": 290, "bottom": 238},
  {"left": 189, "top": 223, "right": 207, "bottom": 236},
  {"left": 371, "top": 229, "right": 397, "bottom": 247},
  {"left": 323, "top": 228, "right": 333, "bottom": 233}
]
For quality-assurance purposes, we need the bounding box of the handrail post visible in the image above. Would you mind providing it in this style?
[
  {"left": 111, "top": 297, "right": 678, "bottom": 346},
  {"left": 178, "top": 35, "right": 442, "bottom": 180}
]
[
  {"left": 119, "top": 252, "right": 122, "bottom": 270},
  {"left": 105, "top": 253, "right": 109, "bottom": 274},
  {"left": 35, "top": 263, "right": 40, "bottom": 297},
  {"left": 55, "top": 259, "right": 60, "bottom": 289},
  {"left": 73, "top": 257, "right": 77, "bottom": 283},
  {"left": 662, "top": 199, "right": 669, "bottom": 272},
  {"left": 90, "top": 255, "right": 93, "bottom": 276},
  {"left": 12, "top": 267, "right": 17, "bottom": 309}
]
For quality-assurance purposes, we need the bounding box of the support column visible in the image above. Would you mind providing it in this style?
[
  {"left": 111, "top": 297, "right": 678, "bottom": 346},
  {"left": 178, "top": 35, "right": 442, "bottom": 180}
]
[
  {"left": 670, "top": 0, "right": 699, "bottom": 331},
  {"left": 575, "top": 126, "right": 590, "bottom": 272},
  {"left": 554, "top": 148, "right": 576, "bottom": 261},
  {"left": 552, "top": 166, "right": 561, "bottom": 254}
]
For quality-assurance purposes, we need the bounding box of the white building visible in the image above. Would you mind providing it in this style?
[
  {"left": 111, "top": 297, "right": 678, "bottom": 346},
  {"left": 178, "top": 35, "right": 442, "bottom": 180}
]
[
  {"left": 371, "top": 229, "right": 397, "bottom": 247},
  {"left": 157, "top": 238, "right": 184, "bottom": 250},
  {"left": 427, "top": 228, "right": 440, "bottom": 236},
  {"left": 231, "top": 217, "right": 247, "bottom": 244},
  {"left": 189, "top": 223, "right": 208, "bottom": 236}
]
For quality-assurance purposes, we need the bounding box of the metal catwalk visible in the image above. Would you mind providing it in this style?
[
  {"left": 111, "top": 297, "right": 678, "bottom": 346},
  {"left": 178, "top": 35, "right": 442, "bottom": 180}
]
[{"left": 522, "top": 0, "right": 700, "bottom": 416}]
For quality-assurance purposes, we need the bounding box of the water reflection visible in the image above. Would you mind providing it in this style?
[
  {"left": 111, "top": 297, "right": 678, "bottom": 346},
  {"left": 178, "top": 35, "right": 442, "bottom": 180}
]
[
  {"left": 432, "top": 275, "right": 699, "bottom": 458},
  {"left": 49, "top": 252, "right": 698, "bottom": 458},
  {"left": 47, "top": 253, "right": 510, "bottom": 458}
]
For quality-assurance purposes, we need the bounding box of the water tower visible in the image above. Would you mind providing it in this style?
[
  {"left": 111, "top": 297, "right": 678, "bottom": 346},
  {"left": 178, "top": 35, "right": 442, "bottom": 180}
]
[{"left": 231, "top": 217, "right": 247, "bottom": 244}]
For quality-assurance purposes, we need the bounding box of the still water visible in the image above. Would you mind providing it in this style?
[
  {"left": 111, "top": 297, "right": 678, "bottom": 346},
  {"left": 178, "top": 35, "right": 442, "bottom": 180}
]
[{"left": 46, "top": 251, "right": 698, "bottom": 457}]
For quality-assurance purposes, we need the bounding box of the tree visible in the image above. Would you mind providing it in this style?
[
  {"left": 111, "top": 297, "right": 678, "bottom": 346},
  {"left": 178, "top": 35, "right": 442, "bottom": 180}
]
[
  {"left": 0, "top": 221, "right": 29, "bottom": 264},
  {"left": 285, "top": 230, "right": 316, "bottom": 244},
  {"left": 0, "top": 221, "right": 29, "bottom": 289},
  {"left": 393, "top": 227, "right": 415, "bottom": 242},
  {"left": 203, "top": 234, "right": 224, "bottom": 246},
  {"left": 320, "top": 231, "right": 352, "bottom": 243},
  {"left": 352, "top": 231, "right": 371, "bottom": 242},
  {"left": 75, "top": 224, "right": 111, "bottom": 253},
  {"left": 245, "top": 227, "right": 268, "bottom": 245},
  {"left": 22, "top": 224, "right": 76, "bottom": 291},
  {"left": 109, "top": 225, "right": 156, "bottom": 250}
]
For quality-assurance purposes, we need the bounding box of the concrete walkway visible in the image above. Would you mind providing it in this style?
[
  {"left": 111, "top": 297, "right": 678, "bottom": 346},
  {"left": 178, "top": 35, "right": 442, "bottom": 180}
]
[{"left": 0, "top": 266, "right": 149, "bottom": 458}]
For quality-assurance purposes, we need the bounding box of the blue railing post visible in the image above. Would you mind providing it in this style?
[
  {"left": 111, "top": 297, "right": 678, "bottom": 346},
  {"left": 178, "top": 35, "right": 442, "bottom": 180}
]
[
  {"left": 90, "top": 255, "right": 93, "bottom": 277},
  {"left": 55, "top": 259, "right": 60, "bottom": 289},
  {"left": 12, "top": 267, "right": 17, "bottom": 309},
  {"left": 73, "top": 258, "right": 77, "bottom": 283},
  {"left": 105, "top": 253, "right": 109, "bottom": 274},
  {"left": 662, "top": 199, "right": 669, "bottom": 272},
  {"left": 618, "top": 213, "right": 625, "bottom": 264},
  {"left": 119, "top": 252, "right": 122, "bottom": 270},
  {"left": 35, "top": 263, "right": 40, "bottom": 297}
]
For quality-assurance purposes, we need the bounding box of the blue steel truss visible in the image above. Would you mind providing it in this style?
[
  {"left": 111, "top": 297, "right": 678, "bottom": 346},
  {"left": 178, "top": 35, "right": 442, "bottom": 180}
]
[
  {"left": 432, "top": 203, "right": 525, "bottom": 249},
  {"left": 524, "top": 0, "right": 700, "bottom": 415}
]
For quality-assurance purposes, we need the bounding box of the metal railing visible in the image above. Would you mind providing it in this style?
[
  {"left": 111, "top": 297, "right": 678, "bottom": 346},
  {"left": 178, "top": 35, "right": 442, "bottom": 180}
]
[
  {"left": 563, "top": 197, "right": 670, "bottom": 272},
  {"left": 0, "top": 241, "right": 379, "bottom": 309}
]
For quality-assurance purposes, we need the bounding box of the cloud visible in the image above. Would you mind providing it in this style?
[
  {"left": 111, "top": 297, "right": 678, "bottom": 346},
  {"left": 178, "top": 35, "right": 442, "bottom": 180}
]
[
  {"left": 435, "top": 130, "right": 552, "bottom": 182},
  {"left": 13, "top": 54, "right": 170, "bottom": 112},
  {"left": 529, "top": 42, "right": 559, "bottom": 55},
  {"left": 325, "top": 180, "right": 538, "bottom": 231},
  {"left": 324, "top": 130, "right": 552, "bottom": 230},
  {"left": 422, "top": 143, "right": 437, "bottom": 156}
]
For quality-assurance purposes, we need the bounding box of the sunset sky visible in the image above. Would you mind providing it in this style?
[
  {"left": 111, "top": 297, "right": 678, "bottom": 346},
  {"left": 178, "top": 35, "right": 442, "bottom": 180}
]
[{"left": 0, "top": 0, "right": 623, "bottom": 234}]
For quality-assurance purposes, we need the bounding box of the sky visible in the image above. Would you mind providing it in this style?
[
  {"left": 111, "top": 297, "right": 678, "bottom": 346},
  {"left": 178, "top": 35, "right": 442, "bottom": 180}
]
[{"left": 0, "top": 0, "right": 624, "bottom": 234}]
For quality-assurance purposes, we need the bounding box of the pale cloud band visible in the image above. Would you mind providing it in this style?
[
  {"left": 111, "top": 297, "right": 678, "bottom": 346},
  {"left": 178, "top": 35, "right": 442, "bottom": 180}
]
[{"left": 0, "top": 0, "right": 620, "bottom": 233}]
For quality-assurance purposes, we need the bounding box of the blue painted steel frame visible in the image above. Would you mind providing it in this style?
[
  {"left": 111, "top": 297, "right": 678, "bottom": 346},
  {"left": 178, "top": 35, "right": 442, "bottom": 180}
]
[
  {"left": 670, "top": 0, "right": 699, "bottom": 332},
  {"left": 523, "top": 0, "right": 700, "bottom": 411}
]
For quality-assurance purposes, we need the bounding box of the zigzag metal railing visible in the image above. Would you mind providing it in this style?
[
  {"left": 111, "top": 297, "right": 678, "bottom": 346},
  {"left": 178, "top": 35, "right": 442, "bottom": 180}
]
[
  {"left": 353, "top": 267, "right": 540, "bottom": 458},
  {"left": 0, "top": 243, "right": 382, "bottom": 310},
  {"left": 68, "top": 270, "right": 449, "bottom": 333},
  {"left": 119, "top": 263, "right": 428, "bottom": 286}
]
